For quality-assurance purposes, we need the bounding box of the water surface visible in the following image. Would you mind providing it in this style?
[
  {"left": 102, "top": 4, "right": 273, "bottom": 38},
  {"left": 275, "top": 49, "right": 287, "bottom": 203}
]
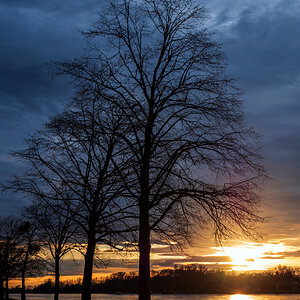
[{"left": 10, "top": 294, "right": 300, "bottom": 300}]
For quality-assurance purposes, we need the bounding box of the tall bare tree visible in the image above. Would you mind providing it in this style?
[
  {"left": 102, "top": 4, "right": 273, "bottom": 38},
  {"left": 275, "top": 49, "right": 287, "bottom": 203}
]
[
  {"left": 56, "top": 0, "right": 265, "bottom": 299},
  {"left": 9, "top": 94, "right": 135, "bottom": 300}
]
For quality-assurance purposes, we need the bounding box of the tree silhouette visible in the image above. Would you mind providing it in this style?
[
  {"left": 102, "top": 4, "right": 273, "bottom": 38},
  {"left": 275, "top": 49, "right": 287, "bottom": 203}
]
[
  {"left": 9, "top": 95, "right": 135, "bottom": 300},
  {"left": 18, "top": 220, "right": 44, "bottom": 300},
  {"left": 55, "top": 0, "right": 265, "bottom": 299},
  {"left": 28, "top": 203, "right": 78, "bottom": 300},
  {"left": 0, "top": 216, "right": 23, "bottom": 300}
]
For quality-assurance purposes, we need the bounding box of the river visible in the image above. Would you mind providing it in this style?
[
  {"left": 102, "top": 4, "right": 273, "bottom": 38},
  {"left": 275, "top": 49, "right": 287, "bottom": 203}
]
[{"left": 9, "top": 294, "right": 300, "bottom": 300}]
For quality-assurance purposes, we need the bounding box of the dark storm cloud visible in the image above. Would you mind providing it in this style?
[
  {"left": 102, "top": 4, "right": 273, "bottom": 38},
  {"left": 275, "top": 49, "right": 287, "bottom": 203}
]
[
  {"left": 0, "top": 0, "right": 101, "bottom": 115},
  {"left": 157, "top": 254, "right": 232, "bottom": 263},
  {"left": 219, "top": 2, "right": 300, "bottom": 89},
  {"left": 61, "top": 253, "right": 236, "bottom": 274},
  {"left": 60, "top": 258, "right": 140, "bottom": 276},
  {"left": 152, "top": 260, "right": 235, "bottom": 270},
  {"left": 151, "top": 260, "right": 174, "bottom": 268},
  {"left": 60, "top": 259, "right": 84, "bottom": 276},
  {"left": 211, "top": 0, "right": 300, "bottom": 147},
  {"left": 206, "top": 0, "right": 300, "bottom": 244},
  {"left": 209, "top": 0, "right": 300, "bottom": 132},
  {"left": 0, "top": 0, "right": 100, "bottom": 214},
  {"left": 149, "top": 253, "right": 234, "bottom": 269},
  {"left": 150, "top": 246, "right": 171, "bottom": 254}
]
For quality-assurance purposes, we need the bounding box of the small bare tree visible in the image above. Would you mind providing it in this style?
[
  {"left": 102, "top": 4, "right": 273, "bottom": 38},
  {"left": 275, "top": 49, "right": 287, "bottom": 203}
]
[
  {"left": 18, "top": 220, "right": 45, "bottom": 300},
  {"left": 9, "top": 94, "right": 134, "bottom": 300},
  {"left": 55, "top": 0, "right": 265, "bottom": 299},
  {"left": 28, "top": 203, "right": 78, "bottom": 300},
  {"left": 0, "top": 216, "right": 23, "bottom": 300}
]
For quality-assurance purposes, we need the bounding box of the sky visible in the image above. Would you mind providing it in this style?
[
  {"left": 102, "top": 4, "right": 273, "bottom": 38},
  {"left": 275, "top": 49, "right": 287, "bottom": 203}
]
[{"left": 1, "top": 0, "right": 300, "bottom": 284}]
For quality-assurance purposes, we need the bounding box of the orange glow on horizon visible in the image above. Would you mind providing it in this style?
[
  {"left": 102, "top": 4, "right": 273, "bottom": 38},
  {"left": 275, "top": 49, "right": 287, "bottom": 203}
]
[
  {"left": 213, "top": 241, "right": 300, "bottom": 271},
  {"left": 9, "top": 240, "right": 300, "bottom": 288}
]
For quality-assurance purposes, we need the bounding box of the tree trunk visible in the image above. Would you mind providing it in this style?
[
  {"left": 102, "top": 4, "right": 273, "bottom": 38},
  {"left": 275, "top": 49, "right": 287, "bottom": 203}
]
[
  {"left": 0, "top": 278, "right": 4, "bottom": 300},
  {"left": 81, "top": 233, "right": 96, "bottom": 300},
  {"left": 138, "top": 205, "right": 151, "bottom": 300},
  {"left": 54, "top": 256, "right": 60, "bottom": 300},
  {"left": 138, "top": 117, "right": 152, "bottom": 300},
  {"left": 21, "top": 270, "right": 26, "bottom": 300},
  {"left": 4, "top": 277, "right": 8, "bottom": 300}
]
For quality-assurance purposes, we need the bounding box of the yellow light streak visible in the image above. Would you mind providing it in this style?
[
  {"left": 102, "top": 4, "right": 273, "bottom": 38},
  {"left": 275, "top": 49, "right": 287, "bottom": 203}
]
[{"left": 230, "top": 295, "right": 253, "bottom": 300}]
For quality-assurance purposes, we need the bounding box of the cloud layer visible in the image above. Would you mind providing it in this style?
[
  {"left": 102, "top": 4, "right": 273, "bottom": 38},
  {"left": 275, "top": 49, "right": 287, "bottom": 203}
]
[{"left": 1, "top": 0, "right": 300, "bottom": 275}]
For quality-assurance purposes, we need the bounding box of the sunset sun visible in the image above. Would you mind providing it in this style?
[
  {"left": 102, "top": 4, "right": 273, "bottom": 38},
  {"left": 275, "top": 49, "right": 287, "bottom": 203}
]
[
  {"left": 212, "top": 242, "right": 293, "bottom": 271},
  {"left": 227, "top": 247, "right": 257, "bottom": 265}
]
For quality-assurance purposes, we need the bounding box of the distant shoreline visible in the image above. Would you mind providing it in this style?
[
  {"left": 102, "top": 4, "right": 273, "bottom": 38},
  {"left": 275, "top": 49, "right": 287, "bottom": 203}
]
[{"left": 9, "top": 265, "right": 300, "bottom": 296}]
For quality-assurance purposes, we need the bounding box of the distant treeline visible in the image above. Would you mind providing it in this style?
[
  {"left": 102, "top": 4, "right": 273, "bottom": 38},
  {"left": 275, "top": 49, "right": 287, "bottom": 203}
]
[{"left": 10, "top": 264, "right": 300, "bottom": 294}]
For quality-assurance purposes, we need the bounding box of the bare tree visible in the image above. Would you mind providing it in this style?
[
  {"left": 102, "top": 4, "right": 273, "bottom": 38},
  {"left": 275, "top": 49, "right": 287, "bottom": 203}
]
[
  {"left": 28, "top": 202, "right": 78, "bottom": 300},
  {"left": 0, "top": 216, "right": 23, "bottom": 300},
  {"left": 9, "top": 94, "right": 135, "bottom": 300},
  {"left": 18, "top": 220, "right": 45, "bottom": 300},
  {"left": 55, "top": 0, "right": 265, "bottom": 299}
]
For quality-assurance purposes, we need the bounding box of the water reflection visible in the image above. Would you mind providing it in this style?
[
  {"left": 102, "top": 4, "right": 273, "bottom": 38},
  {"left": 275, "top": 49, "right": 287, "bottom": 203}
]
[
  {"left": 10, "top": 294, "right": 300, "bottom": 300},
  {"left": 231, "top": 295, "right": 253, "bottom": 300}
]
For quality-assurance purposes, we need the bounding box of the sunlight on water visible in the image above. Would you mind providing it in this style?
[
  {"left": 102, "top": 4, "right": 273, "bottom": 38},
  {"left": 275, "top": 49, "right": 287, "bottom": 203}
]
[{"left": 231, "top": 295, "right": 253, "bottom": 300}]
